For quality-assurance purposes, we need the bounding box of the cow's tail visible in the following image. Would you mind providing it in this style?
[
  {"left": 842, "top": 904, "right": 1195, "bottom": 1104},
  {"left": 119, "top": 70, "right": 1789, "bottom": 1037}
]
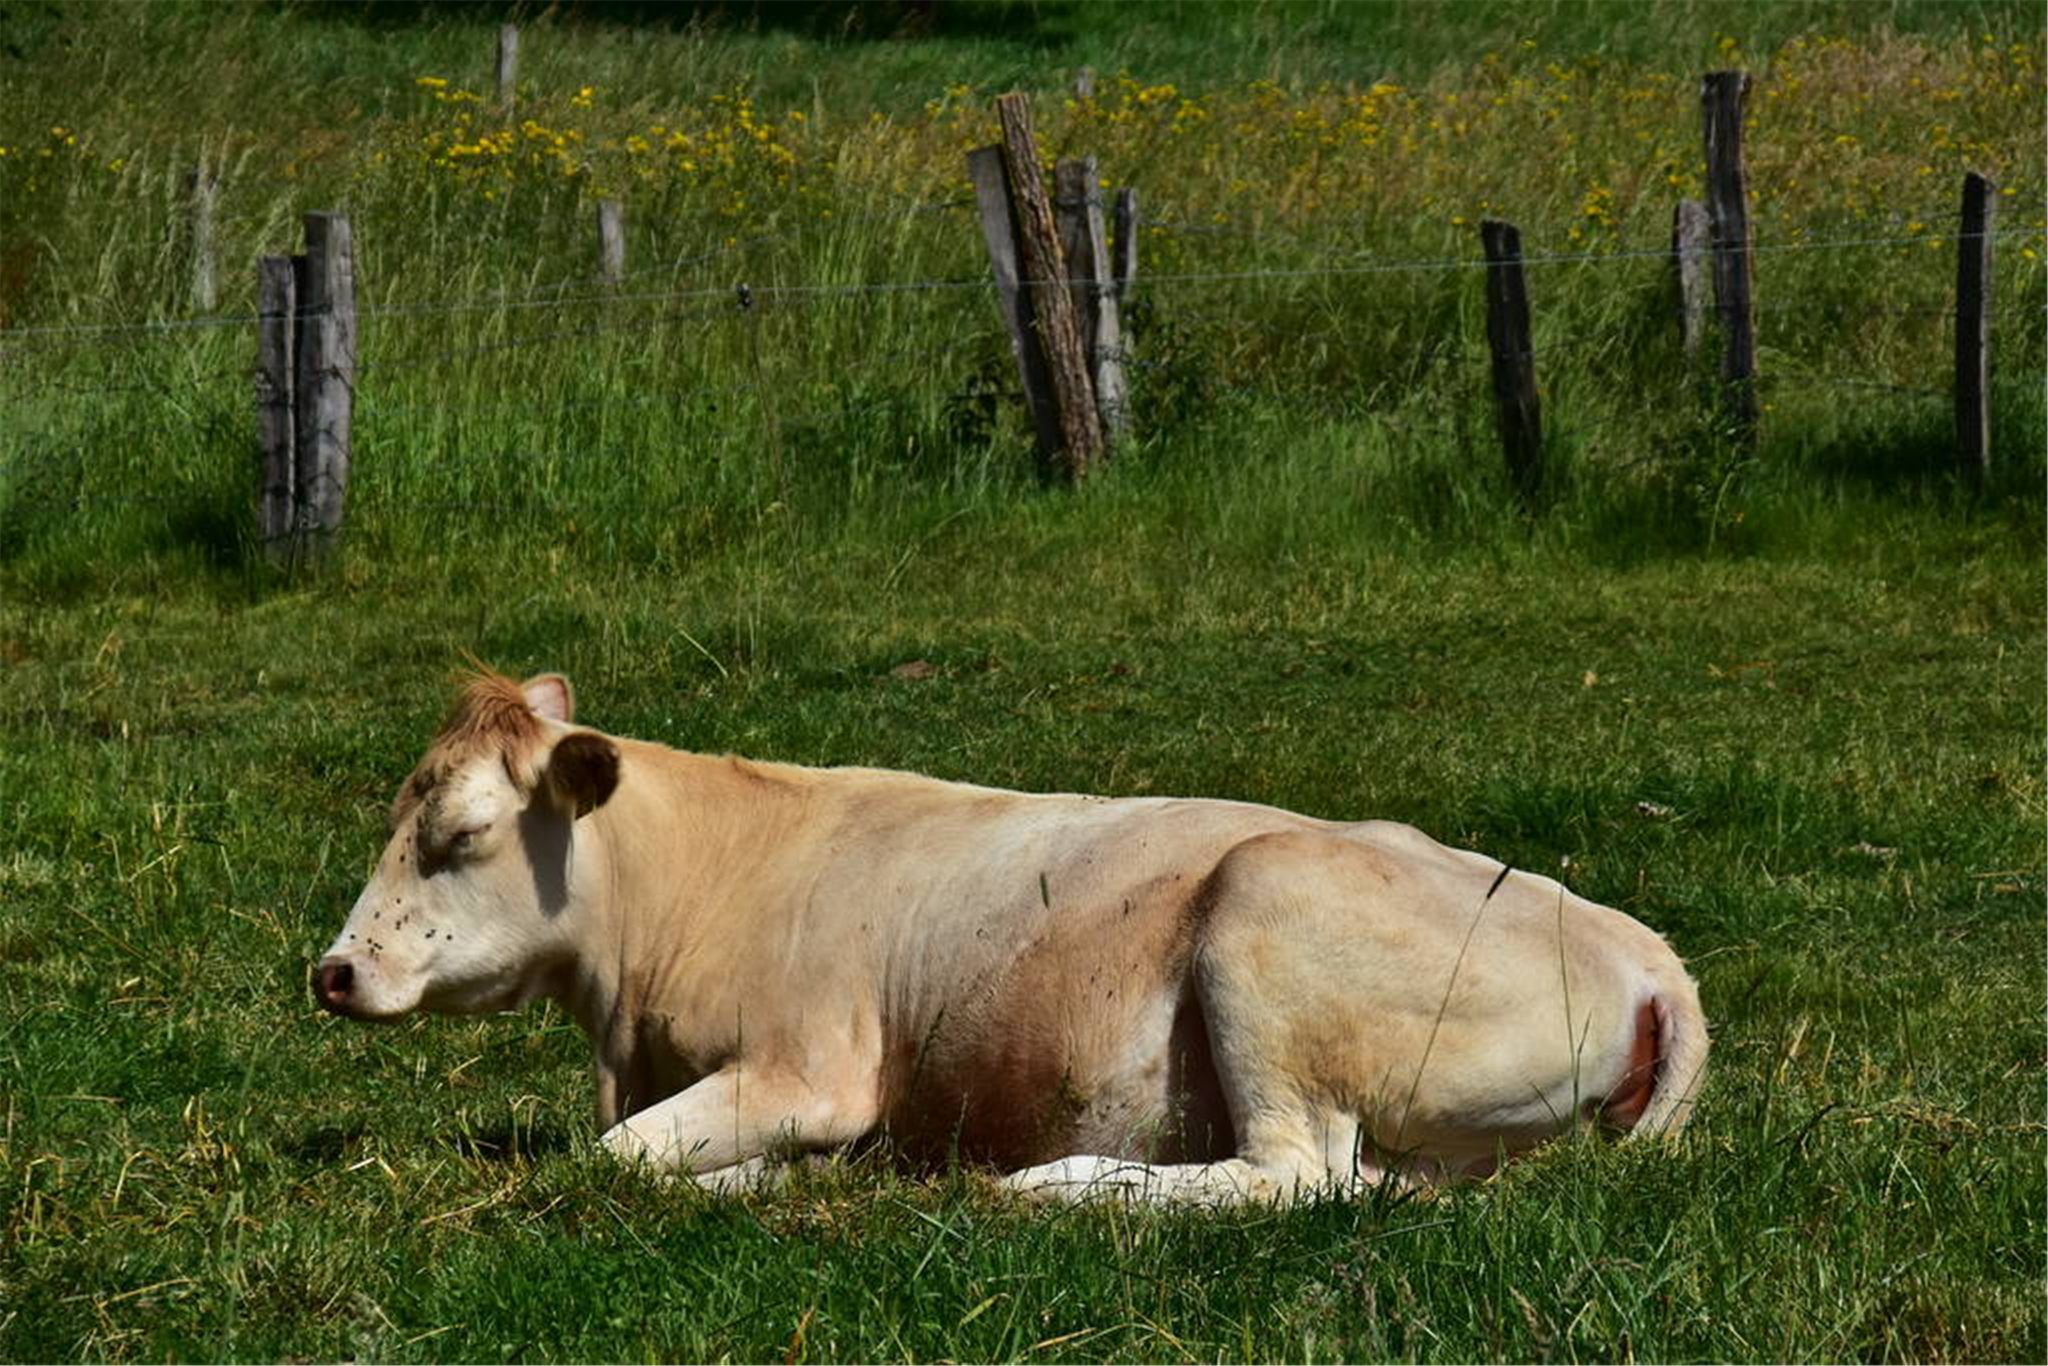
[{"left": 1601, "top": 975, "right": 1710, "bottom": 1137}]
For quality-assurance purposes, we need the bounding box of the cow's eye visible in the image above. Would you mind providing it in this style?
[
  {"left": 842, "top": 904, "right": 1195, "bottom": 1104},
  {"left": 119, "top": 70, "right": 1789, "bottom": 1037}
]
[{"left": 449, "top": 824, "right": 489, "bottom": 853}]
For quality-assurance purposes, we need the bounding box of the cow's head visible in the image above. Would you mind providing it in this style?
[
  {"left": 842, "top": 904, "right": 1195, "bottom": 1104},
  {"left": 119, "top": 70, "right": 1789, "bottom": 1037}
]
[{"left": 313, "top": 670, "right": 619, "bottom": 1020}]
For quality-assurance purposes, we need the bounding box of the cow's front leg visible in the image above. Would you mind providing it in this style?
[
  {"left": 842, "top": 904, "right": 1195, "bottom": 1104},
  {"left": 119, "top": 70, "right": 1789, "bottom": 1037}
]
[{"left": 600, "top": 1064, "right": 876, "bottom": 1184}]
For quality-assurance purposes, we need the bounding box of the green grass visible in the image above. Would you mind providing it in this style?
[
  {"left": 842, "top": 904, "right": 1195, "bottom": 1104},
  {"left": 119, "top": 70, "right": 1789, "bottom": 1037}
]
[
  {"left": 4, "top": 486, "right": 2042, "bottom": 1361},
  {"left": 3, "top": 1, "right": 2045, "bottom": 1362}
]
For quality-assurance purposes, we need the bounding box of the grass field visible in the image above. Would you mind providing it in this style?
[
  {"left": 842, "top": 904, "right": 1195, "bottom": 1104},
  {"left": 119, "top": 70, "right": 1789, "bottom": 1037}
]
[{"left": 3, "top": 1, "right": 2045, "bottom": 1362}]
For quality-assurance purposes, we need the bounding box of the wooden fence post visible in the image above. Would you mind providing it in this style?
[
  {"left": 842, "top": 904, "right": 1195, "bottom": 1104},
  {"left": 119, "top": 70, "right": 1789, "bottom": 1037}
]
[
  {"left": 995, "top": 91, "right": 1104, "bottom": 481},
  {"left": 1112, "top": 187, "right": 1138, "bottom": 302},
  {"left": 1480, "top": 219, "right": 1542, "bottom": 503},
  {"left": 1955, "top": 170, "right": 1996, "bottom": 476},
  {"left": 497, "top": 24, "right": 520, "bottom": 112},
  {"left": 968, "top": 145, "right": 1062, "bottom": 460},
  {"left": 256, "top": 256, "right": 295, "bottom": 554},
  {"left": 1671, "top": 198, "right": 1709, "bottom": 355},
  {"left": 1701, "top": 70, "right": 1758, "bottom": 439},
  {"left": 293, "top": 212, "right": 355, "bottom": 556},
  {"left": 598, "top": 199, "right": 626, "bottom": 285},
  {"left": 186, "top": 165, "right": 219, "bottom": 313},
  {"left": 1054, "top": 157, "right": 1128, "bottom": 445}
]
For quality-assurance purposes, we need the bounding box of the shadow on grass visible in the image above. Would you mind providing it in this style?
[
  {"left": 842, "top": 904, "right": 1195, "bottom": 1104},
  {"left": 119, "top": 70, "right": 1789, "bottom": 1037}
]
[
  {"left": 292, "top": 0, "right": 1077, "bottom": 46},
  {"left": 281, "top": 1122, "right": 371, "bottom": 1165},
  {"left": 1774, "top": 374, "right": 2045, "bottom": 502},
  {"left": 444, "top": 1122, "right": 580, "bottom": 1162},
  {"left": 282, "top": 1119, "right": 578, "bottom": 1165},
  {"left": 164, "top": 495, "right": 251, "bottom": 570},
  {"left": 1797, "top": 404, "right": 1978, "bottom": 493}
]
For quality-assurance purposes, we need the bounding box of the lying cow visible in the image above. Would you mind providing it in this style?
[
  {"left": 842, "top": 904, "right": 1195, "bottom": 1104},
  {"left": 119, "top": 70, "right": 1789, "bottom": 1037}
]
[{"left": 314, "top": 670, "right": 1707, "bottom": 1202}]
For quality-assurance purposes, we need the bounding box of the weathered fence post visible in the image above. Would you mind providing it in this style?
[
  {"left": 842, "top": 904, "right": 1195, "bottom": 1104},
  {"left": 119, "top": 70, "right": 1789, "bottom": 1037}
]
[
  {"left": 1480, "top": 219, "right": 1542, "bottom": 503},
  {"left": 292, "top": 212, "right": 355, "bottom": 557},
  {"left": 1701, "top": 70, "right": 1758, "bottom": 439},
  {"left": 1054, "top": 156, "right": 1128, "bottom": 445},
  {"left": 968, "top": 145, "right": 1062, "bottom": 460},
  {"left": 995, "top": 91, "right": 1104, "bottom": 480},
  {"left": 1671, "top": 198, "right": 1709, "bottom": 355},
  {"left": 1112, "top": 187, "right": 1139, "bottom": 302},
  {"left": 186, "top": 165, "right": 219, "bottom": 313},
  {"left": 598, "top": 199, "right": 626, "bottom": 285},
  {"left": 256, "top": 256, "right": 296, "bottom": 554},
  {"left": 497, "top": 24, "right": 520, "bottom": 112},
  {"left": 1955, "top": 170, "right": 1996, "bottom": 476}
]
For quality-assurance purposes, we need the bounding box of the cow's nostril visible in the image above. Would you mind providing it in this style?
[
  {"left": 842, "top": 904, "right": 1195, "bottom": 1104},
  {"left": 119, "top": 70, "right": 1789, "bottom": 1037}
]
[{"left": 316, "top": 959, "right": 355, "bottom": 1011}]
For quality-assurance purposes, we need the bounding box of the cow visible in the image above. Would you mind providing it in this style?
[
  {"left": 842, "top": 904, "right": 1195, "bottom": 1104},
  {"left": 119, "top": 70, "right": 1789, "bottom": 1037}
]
[{"left": 313, "top": 669, "right": 1708, "bottom": 1203}]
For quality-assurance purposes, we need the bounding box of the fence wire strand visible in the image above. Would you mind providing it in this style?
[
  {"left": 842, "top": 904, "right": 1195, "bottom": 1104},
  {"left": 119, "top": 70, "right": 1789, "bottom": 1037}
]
[
  {"left": 6, "top": 197, "right": 2041, "bottom": 529},
  {"left": 7, "top": 221, "right": 2039, "bottom": 350}
]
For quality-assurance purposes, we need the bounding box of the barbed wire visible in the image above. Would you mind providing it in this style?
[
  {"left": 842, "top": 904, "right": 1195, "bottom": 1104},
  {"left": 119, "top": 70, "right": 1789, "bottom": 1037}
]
[
  {"left": 1759, "top": 371, "right": 1948, "bottom": 400},
  {"left": 355, "top": 301, "right": 743, "bottom": 374},
  {"left": 357, "top": 377, "right": 767, "bottom": 419},
  {"left": 2, "top": 218, "right": 2036, "bottom": 525},
  {"left": 0, "top": 312, "right": 265, "bottom": 341},
  {"left": 358, "top": 277, "right": 988, "bottom": 376},
  {"left": 6, "top": 221, "right": 2037, "bottom": 351},
  {"left": 359, "top": 195, "right": 978, "bottom": 315},
  {"left": 17, "top": 363, "right": 252, "bottom": 396}
]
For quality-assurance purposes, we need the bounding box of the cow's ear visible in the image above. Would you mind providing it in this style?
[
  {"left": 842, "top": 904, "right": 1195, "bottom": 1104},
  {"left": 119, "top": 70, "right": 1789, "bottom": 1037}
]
[
  {"left": 546, "top": 731, "right": 619, "bottom": 818},
  {"left": 521, "top": 673, "right": 575, "bottom": 723}
]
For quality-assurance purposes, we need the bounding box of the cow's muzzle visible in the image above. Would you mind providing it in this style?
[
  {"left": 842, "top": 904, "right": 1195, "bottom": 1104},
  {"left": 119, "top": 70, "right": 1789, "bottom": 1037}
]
[{"left": 314, "top": 956, "right": 359, "bottom": 1016}]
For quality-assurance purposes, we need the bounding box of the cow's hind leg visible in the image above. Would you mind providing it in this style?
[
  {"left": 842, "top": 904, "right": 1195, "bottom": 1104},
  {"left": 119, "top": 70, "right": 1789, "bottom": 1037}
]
[
  {"left": 1003, "top": 1097, "right": 1395, "bottom": 1205},
  {"left": 1005, "top": 833, "right": 1425, "bottom": 1207},
  {"left": 1004, "top": 1133, "right": 1387, "bottom": 1206},
  {"left": 1002, "top": 1055, "right": 1399, "bottom": 1204}
]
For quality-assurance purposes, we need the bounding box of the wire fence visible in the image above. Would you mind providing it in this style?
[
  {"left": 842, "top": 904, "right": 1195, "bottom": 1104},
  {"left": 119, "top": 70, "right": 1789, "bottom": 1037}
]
[
  {"left": 1, "top": 191, "right": 2042, "bottom": 544},
  {"left": 3, "top": 218, "right": 2041, "bottom": 346}
]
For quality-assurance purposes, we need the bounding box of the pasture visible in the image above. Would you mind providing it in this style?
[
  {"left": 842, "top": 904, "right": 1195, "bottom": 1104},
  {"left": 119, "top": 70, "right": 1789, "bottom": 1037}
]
[{"left": 2, "top": 1, "right": 2043, "bottom": 1360}]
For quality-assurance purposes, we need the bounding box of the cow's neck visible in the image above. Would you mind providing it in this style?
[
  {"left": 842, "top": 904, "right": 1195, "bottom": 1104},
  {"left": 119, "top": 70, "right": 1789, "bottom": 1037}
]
[{"left": 548, "top": 741, "right": 816, "bottom": 1117}]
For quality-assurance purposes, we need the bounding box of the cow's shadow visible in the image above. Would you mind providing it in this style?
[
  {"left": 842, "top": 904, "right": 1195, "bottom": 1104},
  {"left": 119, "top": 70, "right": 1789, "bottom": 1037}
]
[
  {"left": 282, "top": 1119, "right": 578, "bottom": 1166},
  {"left": 442, "top": 1122, "right": 578, "bottom": 1162}
]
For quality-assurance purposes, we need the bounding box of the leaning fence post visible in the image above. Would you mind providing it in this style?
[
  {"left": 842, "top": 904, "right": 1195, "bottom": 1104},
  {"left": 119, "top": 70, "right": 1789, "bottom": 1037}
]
[
  {"left": 1955, "top": 170, "right": 1996, "bottom": 477},
  {"left": 256, "top": 256, "right": 296, "bottom": 555},
  {"left": 293, "top": 212, "right": 355, "bottom": 557},
  {"left": 1701, "top": 70, "right": 1758, "bottom": 440},
  {"left": 968, "top": 145, "right": 1062, "bottom": 460},
  {"left": 995, "top": 91, "right": 1104, "bottom": 481},
  {"left": 1054, "top": 156, "right": 1128, "bottom": 445},
  {"left": 1480, "top": 219, "right": 1542, "bottom": 504}
]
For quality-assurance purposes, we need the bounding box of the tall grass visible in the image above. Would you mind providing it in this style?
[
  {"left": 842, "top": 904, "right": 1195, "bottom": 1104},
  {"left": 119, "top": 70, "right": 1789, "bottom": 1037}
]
[{"left": 2, "top": 0, "right": 2042, "bottom": 581}]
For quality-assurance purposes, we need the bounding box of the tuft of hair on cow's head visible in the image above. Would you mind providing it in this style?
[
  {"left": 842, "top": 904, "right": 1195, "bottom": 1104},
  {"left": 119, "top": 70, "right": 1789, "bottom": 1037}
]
[
  {"left": 389, "top": 669, "right": 616, "bottom": 830},
  {"left": 439, "top": 669, "right": 548, "bottom": 753}
]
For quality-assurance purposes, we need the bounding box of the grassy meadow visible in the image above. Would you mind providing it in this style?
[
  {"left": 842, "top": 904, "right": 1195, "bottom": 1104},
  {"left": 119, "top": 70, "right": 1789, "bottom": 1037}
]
[{"left": 2, "top": 1, "right": 2044, "bottom": 1361}]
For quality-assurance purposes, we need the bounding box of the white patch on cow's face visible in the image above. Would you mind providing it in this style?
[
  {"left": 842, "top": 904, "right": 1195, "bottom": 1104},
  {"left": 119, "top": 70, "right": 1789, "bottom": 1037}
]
[{"left": 318, "top": 754, "right": 577, "bottom": 1019}]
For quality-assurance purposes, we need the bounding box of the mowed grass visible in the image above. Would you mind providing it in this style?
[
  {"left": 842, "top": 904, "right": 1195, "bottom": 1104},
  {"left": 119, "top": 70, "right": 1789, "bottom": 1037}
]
[{"left": 3, "top": 0, "right": 2046, "bottom": 1361}]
